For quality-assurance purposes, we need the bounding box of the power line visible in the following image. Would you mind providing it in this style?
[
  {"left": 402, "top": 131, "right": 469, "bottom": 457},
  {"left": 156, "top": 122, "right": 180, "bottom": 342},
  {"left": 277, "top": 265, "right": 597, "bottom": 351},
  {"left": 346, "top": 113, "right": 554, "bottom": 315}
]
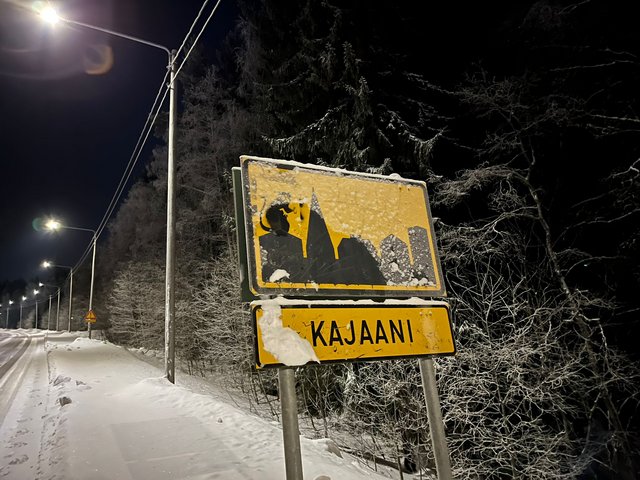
[
  {"left": 68, "top": 0, "right": 224, "bottom": 274},
  {"left": 174, "top": 0, "right": 224, "bottom": 80}
]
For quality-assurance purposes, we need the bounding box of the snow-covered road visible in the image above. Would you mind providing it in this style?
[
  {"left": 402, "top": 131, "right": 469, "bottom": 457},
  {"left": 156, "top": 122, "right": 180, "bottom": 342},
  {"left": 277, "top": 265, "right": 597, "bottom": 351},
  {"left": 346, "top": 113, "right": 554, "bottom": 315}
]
[
  {"left": 0, "top": 330, "right": 395, "bottom": 479},
  {"left": 0, "top": 330, "right": 50, "bottom": 478}
]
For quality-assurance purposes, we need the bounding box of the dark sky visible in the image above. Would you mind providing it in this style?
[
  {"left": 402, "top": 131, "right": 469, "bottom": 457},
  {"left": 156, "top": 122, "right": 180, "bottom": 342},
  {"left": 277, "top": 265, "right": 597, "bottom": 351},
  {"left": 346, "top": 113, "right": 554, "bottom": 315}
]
[{"left": 0, "top": 0, "right": 236, "bottom": 283}]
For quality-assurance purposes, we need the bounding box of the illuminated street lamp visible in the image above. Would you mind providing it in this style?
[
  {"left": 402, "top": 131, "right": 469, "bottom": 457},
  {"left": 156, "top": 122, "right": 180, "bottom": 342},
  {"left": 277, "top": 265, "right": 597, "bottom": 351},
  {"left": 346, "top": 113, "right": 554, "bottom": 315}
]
[
  {"left": 42, "top": 261, "right": 74, "bottom": 332},
  {"left": 20, "top": 296, "right": 27, "bottom": 329},
  {"left": 33, "top": 289, "right": 40, "bottom": 329},
  {"left": 41, "top": 9, "right": 178, "bottom": 382},
  {"left": 45, "top": 219, "right": 97, "bottom": 338},
  {"left": 40, "top": 6, "right": 59, "bottom": 24},
  {"left": 40, "top": 282, "right": 61, "bottom": 331},
  {"left": 6, "top": 300, "right": 13, "bottom": 329}
]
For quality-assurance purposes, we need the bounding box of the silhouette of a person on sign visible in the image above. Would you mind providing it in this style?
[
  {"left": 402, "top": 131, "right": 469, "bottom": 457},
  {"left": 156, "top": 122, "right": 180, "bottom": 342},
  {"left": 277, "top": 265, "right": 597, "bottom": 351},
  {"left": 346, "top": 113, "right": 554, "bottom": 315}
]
[{"left": 258, "top": 200, "right": 385, "bottom": 285}]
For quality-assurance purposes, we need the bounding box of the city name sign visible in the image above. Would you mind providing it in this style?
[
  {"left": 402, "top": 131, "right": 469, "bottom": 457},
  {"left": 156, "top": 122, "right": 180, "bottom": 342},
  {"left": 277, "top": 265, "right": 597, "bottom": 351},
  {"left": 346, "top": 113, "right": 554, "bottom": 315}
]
[{"left": 252, "top": 302, "right": 455, "bottom": 368}]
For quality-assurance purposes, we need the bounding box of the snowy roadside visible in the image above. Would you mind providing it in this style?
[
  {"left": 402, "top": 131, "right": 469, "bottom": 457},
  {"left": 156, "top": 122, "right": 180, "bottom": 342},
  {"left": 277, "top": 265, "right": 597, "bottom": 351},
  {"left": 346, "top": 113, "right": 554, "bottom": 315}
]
[{"left": 1, "top": 331, "right": 397, "bottom": 479}]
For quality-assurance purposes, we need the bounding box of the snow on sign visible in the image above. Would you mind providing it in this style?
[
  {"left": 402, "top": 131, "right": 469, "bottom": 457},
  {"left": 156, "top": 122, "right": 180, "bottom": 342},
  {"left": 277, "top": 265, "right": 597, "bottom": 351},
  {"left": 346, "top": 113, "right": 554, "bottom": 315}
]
[
  {"left": 240, "top": 156, "right": 445, "bottom": 297},
  {"left": 252, "top": 300, "right": 455, "bottom": 368}
]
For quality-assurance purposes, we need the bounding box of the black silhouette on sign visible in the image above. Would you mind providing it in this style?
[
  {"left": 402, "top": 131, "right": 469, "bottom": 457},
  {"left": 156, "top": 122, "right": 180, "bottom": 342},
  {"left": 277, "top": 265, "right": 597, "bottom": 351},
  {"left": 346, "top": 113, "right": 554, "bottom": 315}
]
[{"left": 259, "top": 201, "right": 385, "bottom": 285}]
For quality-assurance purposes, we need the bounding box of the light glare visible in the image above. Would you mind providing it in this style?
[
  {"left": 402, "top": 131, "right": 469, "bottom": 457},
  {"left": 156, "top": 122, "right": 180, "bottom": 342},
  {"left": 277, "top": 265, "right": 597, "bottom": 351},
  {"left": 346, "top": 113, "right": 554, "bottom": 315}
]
[
  {"left": 42, "top": 260, "right": 52, "bottom": 268},
  {"left": 45, "top": 219, "right": 61, "bottom": 231},
  {"left": 40, "top": 6, "right": 60, "bottom": 24}
]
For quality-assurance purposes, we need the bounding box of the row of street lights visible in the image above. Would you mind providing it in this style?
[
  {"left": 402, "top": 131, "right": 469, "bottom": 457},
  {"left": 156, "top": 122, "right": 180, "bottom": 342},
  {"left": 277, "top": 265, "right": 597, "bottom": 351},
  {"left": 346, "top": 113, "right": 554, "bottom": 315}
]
[
  {"left": 42, "top": 259, "right": 74, "bottom": 332},
  {"left": 2, "top": 287, "right": 64, "bottom": 331},
  {"left": 1, "top": 217, "right": 90, "bottom": 333},
  {"left": 7, "top": 5, "right": 179, "bottom": 381},
  {"left": 2, "top": 292, "right": 37, "bottom": 329},
  {"left": 38, "top": 6, "right": 178, "bottom": 382},
  {"left": 43, "top": 218, "right": 96, "bottom": 337}
]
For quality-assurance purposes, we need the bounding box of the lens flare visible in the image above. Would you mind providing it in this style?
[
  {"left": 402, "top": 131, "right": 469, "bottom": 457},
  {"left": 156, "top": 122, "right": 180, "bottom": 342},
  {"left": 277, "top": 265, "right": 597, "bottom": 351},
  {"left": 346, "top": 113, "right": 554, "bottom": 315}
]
[
  {"left": 39, "top": 6, "right": 60, "bottom": 24},
  {"left": 84, "top": 44, "right": 114, "bottom": 75}
]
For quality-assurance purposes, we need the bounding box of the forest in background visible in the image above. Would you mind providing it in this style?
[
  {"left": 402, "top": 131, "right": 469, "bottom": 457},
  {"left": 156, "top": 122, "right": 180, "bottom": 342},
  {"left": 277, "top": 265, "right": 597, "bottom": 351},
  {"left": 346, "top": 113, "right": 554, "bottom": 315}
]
[{"left": 10, "top": 1, "right": 640, "bottom": 478}]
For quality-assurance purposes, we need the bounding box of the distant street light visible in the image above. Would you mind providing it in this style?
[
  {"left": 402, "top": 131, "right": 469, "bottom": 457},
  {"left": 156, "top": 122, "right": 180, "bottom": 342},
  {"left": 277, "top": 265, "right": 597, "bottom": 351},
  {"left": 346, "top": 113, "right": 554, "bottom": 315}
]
[
  {"left": 6, "top": 300, "right": 13, "bottom": 329},
  {"left": 33, "top": 289, "right": 40, "bottom": 329},
  {"left": 45, "top": 219, "right": 97, "bottom": 338},
  {"left": 47, "top": 294, "right": 52, "bottom": 330},
  {"left": 42, "top": 261, "right": 74, "bottom": 332},
  {"left": 20, "top": 296, "right": 27, "bottom": 329},
  {"left": 40, "top": 282, "right": 60, "bottom": 331},
  {"left": 41, "top": 9, "right": 179, "bottom": 382}
]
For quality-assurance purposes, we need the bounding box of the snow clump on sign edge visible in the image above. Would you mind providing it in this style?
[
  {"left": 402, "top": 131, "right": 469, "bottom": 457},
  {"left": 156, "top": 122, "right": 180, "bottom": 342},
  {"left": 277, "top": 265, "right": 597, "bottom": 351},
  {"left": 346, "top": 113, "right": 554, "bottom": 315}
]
[{"left": 259, "top": 300, "right": 320, "bottom": 366}]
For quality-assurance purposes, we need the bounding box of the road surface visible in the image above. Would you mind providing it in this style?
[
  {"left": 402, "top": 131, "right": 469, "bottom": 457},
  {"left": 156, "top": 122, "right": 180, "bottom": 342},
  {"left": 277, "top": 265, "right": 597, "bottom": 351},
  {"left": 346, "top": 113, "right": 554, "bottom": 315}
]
[{"left": 0, "top": 329, "right": 68, "bottom": 478}]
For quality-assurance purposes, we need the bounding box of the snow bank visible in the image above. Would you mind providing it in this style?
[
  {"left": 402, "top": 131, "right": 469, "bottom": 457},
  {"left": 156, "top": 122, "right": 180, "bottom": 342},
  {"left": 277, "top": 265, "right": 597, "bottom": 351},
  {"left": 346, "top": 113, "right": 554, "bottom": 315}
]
[{"left": 31, "top": 334, "right": 392, "bottom": 480}]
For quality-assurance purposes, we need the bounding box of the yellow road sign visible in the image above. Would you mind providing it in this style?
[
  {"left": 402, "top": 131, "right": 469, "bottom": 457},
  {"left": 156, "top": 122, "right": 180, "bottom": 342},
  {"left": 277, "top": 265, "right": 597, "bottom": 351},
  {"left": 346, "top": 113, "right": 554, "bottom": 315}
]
[
  {"left": 240, "top": 156, "right": 445, "bottom": 297},
  {"left": 84, "top": 310, "right": 97, "bottom": 323},
  {"left": 252, "top": 302, "right": 455, "bottom": 368}
]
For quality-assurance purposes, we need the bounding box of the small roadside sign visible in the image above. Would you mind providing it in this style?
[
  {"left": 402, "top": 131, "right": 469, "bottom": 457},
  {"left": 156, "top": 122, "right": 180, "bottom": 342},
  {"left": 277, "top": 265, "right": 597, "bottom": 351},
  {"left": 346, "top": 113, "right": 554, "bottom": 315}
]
[
  {"left": 84, "top": 310, "right": 97, "bottom": 323},
  {"left": 252, "top": 301, "right": 455, "bottom": 368},
  {"left": 240, "top": 156, "right": 445, "bottom": 298}
]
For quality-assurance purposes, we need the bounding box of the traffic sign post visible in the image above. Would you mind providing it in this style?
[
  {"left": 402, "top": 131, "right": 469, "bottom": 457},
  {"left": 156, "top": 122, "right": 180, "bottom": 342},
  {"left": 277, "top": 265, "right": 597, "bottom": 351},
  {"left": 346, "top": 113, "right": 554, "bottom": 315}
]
[
  {"left": 235, "top": 156, "right": 454, "bottom": 480},
  {"left": 84, "top": 309, "right": 97, "bottom": 324}
]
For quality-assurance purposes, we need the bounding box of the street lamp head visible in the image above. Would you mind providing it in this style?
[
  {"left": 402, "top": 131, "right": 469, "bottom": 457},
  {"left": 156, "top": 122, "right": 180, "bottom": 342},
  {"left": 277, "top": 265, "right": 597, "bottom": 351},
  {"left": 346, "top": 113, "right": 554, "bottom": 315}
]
[
  {"left": 45, "top": 219, "right": 62, "bottom": 231},
  {"left": 40, "top": 6, "right": 60, "bottom": 25},
  {"left": 34, "top": 289, "right": 40, "bottom": 296},
  {"left": 42, "top": 260, "right": 52, "bottom": 268},
  {"left": 9, "top": 300, "right": 14, "bottom": 305},
  {"left": 22, "top": 296, "right": 27, "bottom": 302},
  {"left": 39, "top": 282, "right": 44, "bottom": 287}
]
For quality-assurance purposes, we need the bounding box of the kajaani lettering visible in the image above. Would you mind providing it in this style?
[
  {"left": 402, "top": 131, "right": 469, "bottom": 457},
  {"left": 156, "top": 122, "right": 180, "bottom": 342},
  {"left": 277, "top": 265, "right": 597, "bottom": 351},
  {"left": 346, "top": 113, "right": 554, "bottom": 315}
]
[{"left": 310, "top": 319, "right": 414, "bottom": 347}]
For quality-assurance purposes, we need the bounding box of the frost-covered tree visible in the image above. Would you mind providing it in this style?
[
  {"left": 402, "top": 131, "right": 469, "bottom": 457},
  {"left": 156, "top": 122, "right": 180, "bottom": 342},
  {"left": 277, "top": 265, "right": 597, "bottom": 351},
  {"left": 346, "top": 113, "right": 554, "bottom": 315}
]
[
  {"left": 107, "top": 261, "right": 164, "bottom": 349},
  {"left": 428, "top": 3, "right": 640, "bottom": 474},
  {"left": 238, "top": 0, "right": 444, "bottom": 174}
]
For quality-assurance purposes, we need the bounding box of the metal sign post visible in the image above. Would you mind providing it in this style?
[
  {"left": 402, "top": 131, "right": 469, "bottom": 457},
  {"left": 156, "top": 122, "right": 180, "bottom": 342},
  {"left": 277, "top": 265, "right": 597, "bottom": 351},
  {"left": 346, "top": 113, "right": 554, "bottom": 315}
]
[
  {"left": 420, "top": 358, "right": 453, "bottom": 480},
  {"left": 279, "top": 368, "right": 305, "bottom": 480}
]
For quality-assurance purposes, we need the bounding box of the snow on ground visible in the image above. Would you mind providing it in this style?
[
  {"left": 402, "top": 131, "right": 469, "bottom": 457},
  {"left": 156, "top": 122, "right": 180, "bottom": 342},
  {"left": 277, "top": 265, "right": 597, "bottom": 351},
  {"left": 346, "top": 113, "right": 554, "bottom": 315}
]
[{"left": 0, "top": 331, "right": 396, "bottom": 479}]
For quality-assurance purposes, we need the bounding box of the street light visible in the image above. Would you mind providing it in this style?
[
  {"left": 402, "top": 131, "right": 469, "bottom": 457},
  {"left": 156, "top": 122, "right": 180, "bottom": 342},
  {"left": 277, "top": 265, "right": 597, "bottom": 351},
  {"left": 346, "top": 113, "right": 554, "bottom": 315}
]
[
  {"left": 20, "top": 296, "right": 27, "bottom": 329},
  {"left": 41, "top": 9, "right": 178, "bottom": 383},
  {"left": 42, "top": 261, "right": 74, "bottom": 332},
  {"left": 40, "top": 282, "right": 61, "bottom": 331},
  {"left": 6, "top": 300, "right": 13, "bottom": 329},
  {"left": 33, "top": 289, "right": 40, "bottom": 329},
  {"left": 40, "top": 6, "right": 59, "bottom": 24},
  {"left": 45, "top": 219, "right": 97, "bottom": 338}
]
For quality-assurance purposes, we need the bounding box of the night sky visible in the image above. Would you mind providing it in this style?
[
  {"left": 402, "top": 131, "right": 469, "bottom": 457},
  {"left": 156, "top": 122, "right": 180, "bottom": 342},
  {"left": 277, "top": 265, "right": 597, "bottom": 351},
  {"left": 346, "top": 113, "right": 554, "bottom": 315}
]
[{"left": 0, "top": 0, "right": 235, "bottom": 283}]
